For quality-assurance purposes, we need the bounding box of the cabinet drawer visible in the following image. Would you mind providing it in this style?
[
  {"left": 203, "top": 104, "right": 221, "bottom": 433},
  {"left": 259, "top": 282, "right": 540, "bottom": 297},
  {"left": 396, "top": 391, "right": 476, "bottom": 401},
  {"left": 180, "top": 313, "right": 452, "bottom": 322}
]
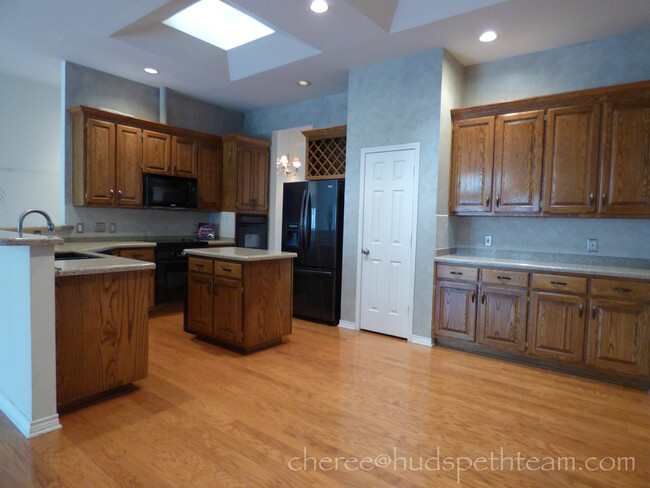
[
  {"left": 532, "top": 273, "right": 587, "bottom": 294},
  {"left": 119, "top": 248, "right": 155, "bottom": 262},
  {"left": 188, "top": 257, "right": 213, "bottom": 274},
  {"left": 214, "top": 260, "right": 242, "bottom": 279},
  {"left": 590, "top": 278, "right": 650, "bottom": 301},
  {"left": 436, "top": 264, "right": 478, "bottom": 282},
  {"left": 481, "top": 269, "right": 529, "bottom": 287}
]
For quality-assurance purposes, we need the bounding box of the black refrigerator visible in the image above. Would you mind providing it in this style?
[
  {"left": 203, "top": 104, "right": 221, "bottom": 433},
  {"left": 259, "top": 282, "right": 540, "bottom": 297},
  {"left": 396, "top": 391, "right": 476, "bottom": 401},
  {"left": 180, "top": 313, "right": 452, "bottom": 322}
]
[{"left": 282, "top": 179, "right": 344, "bottom": 325}]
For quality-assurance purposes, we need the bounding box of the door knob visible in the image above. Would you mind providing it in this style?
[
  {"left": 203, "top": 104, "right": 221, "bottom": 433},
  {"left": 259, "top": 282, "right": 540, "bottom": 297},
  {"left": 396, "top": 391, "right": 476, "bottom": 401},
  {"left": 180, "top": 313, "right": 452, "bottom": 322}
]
[{"left": 361, "top": 248, "right": 370, "bottom": 255}]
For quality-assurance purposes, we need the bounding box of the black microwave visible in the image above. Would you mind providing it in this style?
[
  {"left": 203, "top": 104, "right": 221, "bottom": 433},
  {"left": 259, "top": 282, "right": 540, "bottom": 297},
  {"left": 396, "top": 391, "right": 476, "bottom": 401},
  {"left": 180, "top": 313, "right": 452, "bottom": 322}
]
[{"left": 143, "top": 174, "right": 198, "bottom": 209}]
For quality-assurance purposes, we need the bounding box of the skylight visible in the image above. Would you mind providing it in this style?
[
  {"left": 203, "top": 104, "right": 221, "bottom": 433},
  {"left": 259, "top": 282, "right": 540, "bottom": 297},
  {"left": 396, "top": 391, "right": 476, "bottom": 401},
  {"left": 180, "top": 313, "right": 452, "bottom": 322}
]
[{"left": 163, "top": 0, "right": 274, "bottom": 51}]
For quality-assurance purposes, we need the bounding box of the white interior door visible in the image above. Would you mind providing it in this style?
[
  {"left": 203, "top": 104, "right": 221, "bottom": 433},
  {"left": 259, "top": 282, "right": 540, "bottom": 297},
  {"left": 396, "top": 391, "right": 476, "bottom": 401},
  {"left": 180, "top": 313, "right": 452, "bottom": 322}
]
[{"left": 359, "top": 147, "right": 417, "bottom": 339}]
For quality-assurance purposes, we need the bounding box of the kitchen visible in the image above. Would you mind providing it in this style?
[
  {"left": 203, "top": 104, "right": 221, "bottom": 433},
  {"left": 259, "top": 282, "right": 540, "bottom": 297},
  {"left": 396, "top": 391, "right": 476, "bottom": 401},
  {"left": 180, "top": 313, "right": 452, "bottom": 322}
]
[{"left": 1, "top": 0, "right": 650, "bottom": 486}]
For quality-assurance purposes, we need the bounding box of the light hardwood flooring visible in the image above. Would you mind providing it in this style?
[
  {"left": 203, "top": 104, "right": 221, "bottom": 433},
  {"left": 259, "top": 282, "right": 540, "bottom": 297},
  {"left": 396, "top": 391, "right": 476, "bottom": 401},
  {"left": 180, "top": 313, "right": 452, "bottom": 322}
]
[{"left": 1, "top": 313, "right": 649, "bottom": 487}]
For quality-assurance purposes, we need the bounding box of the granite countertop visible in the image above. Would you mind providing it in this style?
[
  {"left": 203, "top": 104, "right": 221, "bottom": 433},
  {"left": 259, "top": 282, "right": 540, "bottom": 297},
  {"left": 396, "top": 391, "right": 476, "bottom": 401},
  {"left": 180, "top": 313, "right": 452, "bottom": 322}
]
[
  {"left": 435, "top": 248, "right": 650, "bottom": 281},
  {"left": 184, "top": 247, "right": 297, "bottom": 262},
  {"left": 0, "top": 230, "right": 63, "bottom": 246},
  {"left": 55, "top": 252, "right": 155, "bottom": 277},
  {"left": 56, "top": 240, "right": 157, "bottom": 253}
]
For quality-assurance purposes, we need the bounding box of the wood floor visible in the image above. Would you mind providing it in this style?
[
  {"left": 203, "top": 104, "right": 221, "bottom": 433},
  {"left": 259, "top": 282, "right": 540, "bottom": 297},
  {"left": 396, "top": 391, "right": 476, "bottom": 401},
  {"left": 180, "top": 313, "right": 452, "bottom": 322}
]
[{"left": 1, "top": 313, "right": 649, "bottom": 487}]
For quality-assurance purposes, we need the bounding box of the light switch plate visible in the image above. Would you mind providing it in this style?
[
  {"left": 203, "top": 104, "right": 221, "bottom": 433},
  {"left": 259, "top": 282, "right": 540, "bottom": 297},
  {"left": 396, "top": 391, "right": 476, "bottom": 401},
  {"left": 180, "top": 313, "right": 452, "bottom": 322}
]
[
  {"left": 587, "top": 238, "right": 598, "bottom": 252},
  {"left": 485, "top": 235, "right": 492, "bottom": 247},
  {"left": 109, "top": 223, "right": 117, "bottom": 233},
  {"left": 76, "top": 223, "right": 84, "bottom": 233},
  {"left": 94, "top": 222, "right": 106, "bottom": 233}
]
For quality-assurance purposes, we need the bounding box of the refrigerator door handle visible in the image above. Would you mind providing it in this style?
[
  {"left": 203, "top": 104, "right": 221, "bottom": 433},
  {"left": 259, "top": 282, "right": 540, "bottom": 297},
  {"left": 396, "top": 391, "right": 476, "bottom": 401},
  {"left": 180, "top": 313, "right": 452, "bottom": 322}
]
[
  {"left": 306, "top": 191, "right": 312, "bottom": 251},
  {"left": 299, "top": 189, "right": 308, "bottom": 256}
]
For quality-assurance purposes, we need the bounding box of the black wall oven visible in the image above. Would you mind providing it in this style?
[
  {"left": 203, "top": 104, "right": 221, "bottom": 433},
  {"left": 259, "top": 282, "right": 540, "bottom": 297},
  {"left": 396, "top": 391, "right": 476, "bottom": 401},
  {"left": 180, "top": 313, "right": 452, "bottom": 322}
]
[{"left": 235, "top": 214, "right": 268, "bottom": 249}]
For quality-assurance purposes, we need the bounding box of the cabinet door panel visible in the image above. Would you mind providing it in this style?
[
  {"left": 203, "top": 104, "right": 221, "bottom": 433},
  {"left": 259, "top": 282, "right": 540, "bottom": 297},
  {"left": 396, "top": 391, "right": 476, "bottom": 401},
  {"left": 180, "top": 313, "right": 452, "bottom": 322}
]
[
  {"left": 236, "top": 144, "right": 256, "bottom": 212},
  {"left": 198, "top": 142, "right": 222, "bottom": 211},
  {"left": 187, "top": 272, "right": 213, "bottom": 336},
  {"left": 116, "top": 124, "right": 143, "bottom": 207},
  {"left": 434, "top": 281, "right": 477, "bottom": 341},
  {"left": 587, "top": 299, "right": 650, "bottom": 376},
  {"left": 450, "top": 116, "right": 494, "bottom": 212},
  {"left": 213, "top": 277, "right": 243, "bottom": 344},
  {"left": 494, "top": 110, "right": 544, "bottom": 213},
  {"left": 252, "top": 147, "right": 269, "bottom": 212},
  {"left": 477, "top": 285, "right": 527, "bottom": 353},
  {"left": 543, "top": 104, "right": 600, "bottom": 214},
  {"left": 85, "top": 118, "right": 116, "bottom": 206},
  {"left": 172, "top": 136, "right": 198, "bottom": 178},
  {"left": 143, "top": 130, "right": 171, "bottom": 174},
  {"left": 529, "top": 291, "right": 585, "bottom": 363},
  {"left": 600, "top": 100, "right": 650, "bottom": 216}
]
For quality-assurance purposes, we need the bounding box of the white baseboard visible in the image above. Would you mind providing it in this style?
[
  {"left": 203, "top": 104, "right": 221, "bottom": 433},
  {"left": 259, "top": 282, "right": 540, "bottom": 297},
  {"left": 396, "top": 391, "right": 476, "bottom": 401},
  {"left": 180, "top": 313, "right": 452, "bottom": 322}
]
[
  {"left": 410, "top": 335, "right": 433, "bottom": 347},
  {"left": 338, "top": 320, "right": 357, "bottom": 330},
  {"left": 0, "top": 392, "right": 61, "bottom": 438}
]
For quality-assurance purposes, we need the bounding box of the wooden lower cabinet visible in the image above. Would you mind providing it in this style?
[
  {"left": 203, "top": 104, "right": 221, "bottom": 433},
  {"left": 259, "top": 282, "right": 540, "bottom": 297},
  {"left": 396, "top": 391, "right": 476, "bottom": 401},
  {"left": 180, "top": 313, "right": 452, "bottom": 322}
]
[
  {"left": 55, "top": 271, "right": 149, "bottom": 410},
  {"left": 118, "top": 247, "right": 155, "bottom": 309},
  {"left": 432, "top": 262, "right": 650, "bottom": 387},
  {"left": 434, "top": 280, "right": 477, "bottom": 341},
  {"left": 186, "top": 256, "right": 293, "bottom": 352},
  {"left": 586, "top": 298, "right": 650, "bottom": 376},
  {"left": 477, "top": 285, "right": 527, "bottom": 353},
  {"left": 528, "top": 291, "right": 586, "bottom": 363}
]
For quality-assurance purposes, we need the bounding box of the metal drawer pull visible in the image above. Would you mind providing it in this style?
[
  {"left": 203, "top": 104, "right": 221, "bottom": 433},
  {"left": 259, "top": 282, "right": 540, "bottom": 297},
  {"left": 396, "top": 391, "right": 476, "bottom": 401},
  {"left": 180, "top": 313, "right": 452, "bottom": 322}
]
[
  {"left": 486, "top": 195, "right": 491, "bottom": 207},
  {"left": 497, "top": 276, "right": 511, "bottom": 280},
  {"left": 578, "top": 304, "right": 584, "bottom": 318},
  {"left": 222, "top": 267, "right": 232, "bottom": 272},
  {"left": 206, "top": 283, "right": 211, "bottom": 292},
  {"left": 471, "top": 290, "right": 476, "bottom": 303},
  {"left": 481, "top": 292, "right": 486, "bottom": 304},
  {"left": 601, "top": 193, "right": 606, "bottom": 204},
  {"left": 132, "top": 253, "right": 143, "bottom": 258},
  {"left": 592, "top": 305, "right": 597, "bottom": 319},
  {"left": 589, "top": 193, "right": 594, "bottom": 204},
  {"left": 496, "top": 195, "right": 501, "bottom": 207},
  {"left": 550, "top": 281, "right": 567, "bottom": 286},
  {"left": 612, "top": 287, "right": 632, "bottom": 293},
  {"left": 195, "top": 263, "right": 204, "bottom": 268},
  {"left": 450, "top": 271, "right": 463, "bottom": 276}
]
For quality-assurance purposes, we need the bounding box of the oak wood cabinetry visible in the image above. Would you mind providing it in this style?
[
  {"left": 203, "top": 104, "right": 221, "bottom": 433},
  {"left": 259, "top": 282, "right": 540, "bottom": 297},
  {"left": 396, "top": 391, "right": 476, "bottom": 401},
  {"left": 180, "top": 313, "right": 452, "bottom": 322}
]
[
  {"left": 187, "top": 255, "right": 292, "bottom": 352},
  {"left": 222, "top": 135, "right": 271, "bottom": 214},
  {"left": 449, "top": 80, "right": 650, "bottom": 217},
  {"left": 55, "top": 270, "right": 149, "bottom": 410},
  {"left": 197, "top": 141, "right": 223, "bottom": 211},
  {"left": 142, "top": 130, "right": 171, "bottom": 174},
  {"left": 302, "top": 125, "right": 347, "bottom": 180},
  {"left": 118, "top": 247, "right": 156, "bottom": 310},
  {"left": 171, "top": 136, "right": 198, "bottom": 178},
  {"left": 433, "top": 261, "right": 650, "bottom": 387}
]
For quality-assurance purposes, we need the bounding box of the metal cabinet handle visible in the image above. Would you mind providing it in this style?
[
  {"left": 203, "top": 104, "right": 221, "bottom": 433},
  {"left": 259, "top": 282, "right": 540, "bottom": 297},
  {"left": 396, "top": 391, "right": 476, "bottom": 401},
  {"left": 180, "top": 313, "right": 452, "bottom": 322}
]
[
  {"left": 471, "top": 290, "right": 476, "bottom": 303},
  {"left": 361, "top": 248, "right": 370, "bottom": 255},
  {"left": 550, "top": 281, "right": 567, "bottom": 286},
  {"left": 497, "top": 276, "right": 511, "bottom": 281},
  {"left": 486, "top": 195, "right": 491, "bottom": 207},
  {"left": 450, "top": 271, "right": 463, "bottom": 276},
  {"left": 592, "top": 305, "right": 597, "bottom": 319},
  {"left": 602, "top": 193, "right": 606, "bottom": 205},
  {"left": 496, "top": 195, "right": 501, "bottom": 207},
  {"left": 589, "top": 193, "right": 594, "bottom": 205},
  {"left": 117, "top": 190, "right": 122, "bottom": 199},
  {"left": 222, "top": 267, "right": 232, "bottom": 272},
  {"left": 206, "top": 282, "right": 211, "bottom": 292},
  {"left": 195, "top": 263, "right": 204, "bottom": 268},
  {"left": 612, "top": 287, "right": 632, "bottom": 293},
  {"left": 132, "top": 253, "right": 143, "bottom": 258},
  {"left": 481, "top": 292, "right": 486, "bottom": 304},
  {"left": 579, "top": 304, "right": 584, "bottom": 318},
  {"left": 109, "top": 189, "right": 114, "bottom": 198}
]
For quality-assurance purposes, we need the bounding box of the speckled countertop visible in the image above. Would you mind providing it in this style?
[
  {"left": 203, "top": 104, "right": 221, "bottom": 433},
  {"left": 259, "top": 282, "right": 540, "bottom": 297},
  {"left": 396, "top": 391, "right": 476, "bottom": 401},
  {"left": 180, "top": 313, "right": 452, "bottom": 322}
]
[
  {"left": 0, "top": 230, "right": 63, "bottom": 246},
  {"left": 185, "top": 247, "right": 297, "bottom": 262},
  {"left": 435, "top": 248, "right": 650, "bottom": 281}
]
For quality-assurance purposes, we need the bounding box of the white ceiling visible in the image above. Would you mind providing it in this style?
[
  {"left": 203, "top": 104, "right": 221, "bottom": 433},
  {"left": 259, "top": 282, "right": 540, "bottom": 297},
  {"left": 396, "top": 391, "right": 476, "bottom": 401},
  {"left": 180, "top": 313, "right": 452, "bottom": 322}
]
[{"left": 0, "top": 0, "right": 649, "bottom": 112}]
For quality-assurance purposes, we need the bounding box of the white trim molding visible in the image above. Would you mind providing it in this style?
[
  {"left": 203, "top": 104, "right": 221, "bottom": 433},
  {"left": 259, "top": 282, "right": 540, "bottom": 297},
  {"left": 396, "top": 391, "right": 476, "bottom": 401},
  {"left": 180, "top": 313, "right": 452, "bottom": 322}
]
[
  {"left": 0, "top": 391, "right": 62, "bottom": 438},
  {"left": 410, "top": 335, "right": 434, "bottom": 347},
  {"left": 338, "top": 320, "right": 358, "bottom": 330}
]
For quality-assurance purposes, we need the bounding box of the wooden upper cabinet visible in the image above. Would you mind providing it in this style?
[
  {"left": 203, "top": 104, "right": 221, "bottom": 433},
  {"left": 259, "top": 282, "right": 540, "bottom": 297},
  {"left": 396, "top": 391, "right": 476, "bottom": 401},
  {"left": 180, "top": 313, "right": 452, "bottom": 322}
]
[
  {"left": 198, "top": 141, "right": 223, "bottom": 211},
  {"left": 236, "top": 144, "right": 257, "bottom": 213},
  {"left": 543, "top": 104, "right": 600, "bottom": 214},
  {"left": 252, "top": 146, "right": 269, "bottom": 213},
  {"left": 143, "top": 130, "right": 171, "bottom": 175},
  {"left": 449, "top": 116, "right": 495, "bottom": 213},
  {"left": 493, "top": 110, "right": 544, "bottom": 213},
  {"left": 115, "top": 124, "right": 143, "bottom": 207},
  {"left": 172, "top": 135, "right": 198, "bottom": 178},
  {"left": 599, "top": 99, "right": 650, "bottom": 216},
  {"left": 223, "top": 135, "right": 271, "bottom": 214},
  {"left": 85, "top": 118, "right": 116, "bottom": 206}
]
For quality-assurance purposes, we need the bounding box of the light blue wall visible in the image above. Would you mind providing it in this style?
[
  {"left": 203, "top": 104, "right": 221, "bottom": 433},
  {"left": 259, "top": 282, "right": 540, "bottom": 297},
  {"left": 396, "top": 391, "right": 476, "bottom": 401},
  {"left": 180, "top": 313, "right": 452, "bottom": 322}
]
[
  {"left": 242, "top": 92, "right": 348, "bottom": 141},
  {"left": 345, "top": 48, "right": 444, "bottom": 336},
  {"left": 63, "top": 62, "right": 244, "bottom": 238},
  {"left": 454, "top": 30, "right": 650, "bottom": 258}
]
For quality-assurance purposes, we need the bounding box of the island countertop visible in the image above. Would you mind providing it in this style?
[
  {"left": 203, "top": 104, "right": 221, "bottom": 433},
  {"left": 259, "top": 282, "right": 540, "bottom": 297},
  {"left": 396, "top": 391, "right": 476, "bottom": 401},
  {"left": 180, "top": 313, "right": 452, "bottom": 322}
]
[{"left": 184, "top": 247, "right": 297, "bottom": 262}]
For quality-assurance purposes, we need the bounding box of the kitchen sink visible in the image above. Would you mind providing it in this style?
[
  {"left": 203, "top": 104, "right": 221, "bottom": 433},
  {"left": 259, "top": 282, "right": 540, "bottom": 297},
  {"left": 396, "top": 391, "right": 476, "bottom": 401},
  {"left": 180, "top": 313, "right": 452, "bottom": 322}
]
[{"left": 54, "top": 252, "right": 102, "bottom": 261}]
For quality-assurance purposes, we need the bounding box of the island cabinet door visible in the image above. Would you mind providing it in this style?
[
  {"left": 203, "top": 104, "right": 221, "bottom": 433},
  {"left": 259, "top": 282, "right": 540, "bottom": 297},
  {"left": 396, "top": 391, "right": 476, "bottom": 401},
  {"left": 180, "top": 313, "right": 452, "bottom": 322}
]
[
  {"left": 434, "top": 280, "right": 477, "bottom": 341},
  {"left": 586, "top": 298, "right": 650, "bottom": 377},
  {"left": 213, "top": 277, "right": 243, "bottom": 344},
  {"left": 187, "top": 272, "right": 213, "bottom": 336},
  {"left": 528, "top": 291, "right": 586, "bottom": 363},
  {"left": 476, "top": 285, "right": 527, "bottom": 353}
]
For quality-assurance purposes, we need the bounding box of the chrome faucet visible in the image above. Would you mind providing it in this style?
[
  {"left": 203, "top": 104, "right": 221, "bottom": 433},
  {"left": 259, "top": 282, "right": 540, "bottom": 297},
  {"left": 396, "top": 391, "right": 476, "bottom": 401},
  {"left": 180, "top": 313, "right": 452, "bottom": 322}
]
[{"left": 17, "top": 209, "right": 55, "bottom": 237}]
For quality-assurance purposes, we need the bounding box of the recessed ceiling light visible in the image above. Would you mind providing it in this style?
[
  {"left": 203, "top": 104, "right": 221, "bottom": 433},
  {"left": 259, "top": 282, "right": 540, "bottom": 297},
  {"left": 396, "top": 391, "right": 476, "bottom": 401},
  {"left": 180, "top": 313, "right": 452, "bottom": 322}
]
[
  {"left": 479, "top": 30, "right": 497, "bottom": 43},
  {"left": 310, "top": 0, "right": 329, "bottom": 14},
  {"left": 163, "top": 0, "right": 274, "bottom": 51},
  {"left": 297, "top": 80, "right": 311, "bottom": 86},
  {"left": 144, "top": 67, "right": 159, "bottom": 74}
]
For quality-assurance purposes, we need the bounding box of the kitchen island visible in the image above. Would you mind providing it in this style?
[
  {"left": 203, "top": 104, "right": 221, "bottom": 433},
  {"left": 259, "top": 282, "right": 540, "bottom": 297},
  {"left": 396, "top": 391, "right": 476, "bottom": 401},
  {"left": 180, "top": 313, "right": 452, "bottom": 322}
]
[{"left": 184, "top": 247, "right": 297, "bottom": 353}]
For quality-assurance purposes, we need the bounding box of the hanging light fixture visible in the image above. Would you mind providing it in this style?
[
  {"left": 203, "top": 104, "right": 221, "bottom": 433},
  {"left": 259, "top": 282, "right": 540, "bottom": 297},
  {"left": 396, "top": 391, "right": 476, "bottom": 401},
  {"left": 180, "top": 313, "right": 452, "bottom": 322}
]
[{"left": 276, "top": 154, "right": 301, "bottom": 176}]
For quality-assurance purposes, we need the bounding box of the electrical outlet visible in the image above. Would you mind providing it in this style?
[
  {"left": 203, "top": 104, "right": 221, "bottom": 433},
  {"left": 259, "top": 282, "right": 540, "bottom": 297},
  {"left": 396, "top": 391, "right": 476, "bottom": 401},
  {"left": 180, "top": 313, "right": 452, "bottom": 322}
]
[
  {"left": 587, "top": 238, "right": 598, "bottom": 252},
  {"left": 94, "top": 222, "right": 106, "bottom": 233},
  {"left": 76, "top": 223, "right": 84, "bottom": 233},
  {"left": 485, "top": 235, "right": 492, "bottom": 247},
  {"left": 109, "top": 223, "right": 117, "bottom": 233}
]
